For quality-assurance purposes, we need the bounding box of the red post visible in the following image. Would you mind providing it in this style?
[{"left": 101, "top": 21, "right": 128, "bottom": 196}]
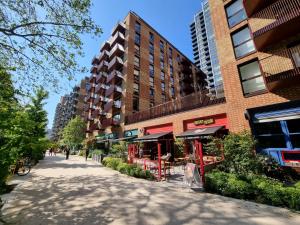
[
  {"left": 197, "top": 140, "right": 205, "bottom": 184},
  {"left": 157, "top": 142, "right": 162, "bottom": 181}
]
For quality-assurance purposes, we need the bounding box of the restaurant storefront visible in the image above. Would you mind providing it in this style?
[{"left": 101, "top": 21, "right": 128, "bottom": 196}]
[{"left": 247, "top": 100, "right": 300, "bottom": 168}]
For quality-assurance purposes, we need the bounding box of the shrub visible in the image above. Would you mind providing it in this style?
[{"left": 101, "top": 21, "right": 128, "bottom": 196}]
[
  {"left": 205, "top": 171, "right": 300, "bottom": 210},
  {"left": 102, "top": 157, "right": 123, "bottom": 170}
]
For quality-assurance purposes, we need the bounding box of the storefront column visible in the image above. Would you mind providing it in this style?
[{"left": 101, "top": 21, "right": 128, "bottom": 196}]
[
  {"left": 157, "top": 142, "right": 162, "bottom": 181},
  {"left": 195, "top": 139, "right": 205, "bottom": 184}
]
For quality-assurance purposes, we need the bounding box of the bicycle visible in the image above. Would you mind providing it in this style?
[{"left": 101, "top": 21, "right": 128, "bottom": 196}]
[{"left": 10, "top": 157, "right": 32, "bottom": 176}]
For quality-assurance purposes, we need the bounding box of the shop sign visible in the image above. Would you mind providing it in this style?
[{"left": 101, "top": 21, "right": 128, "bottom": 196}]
[
  {"left": 194, "top": 118, "right": 215, "bottom": 126},
  {"left": 124, "top": 129, "right": 138, "bottom": 137}
]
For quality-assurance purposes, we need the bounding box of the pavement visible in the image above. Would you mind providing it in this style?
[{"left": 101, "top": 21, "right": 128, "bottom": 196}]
[{"left": 0, "top": 154, "right": 300, "bottom": 225}]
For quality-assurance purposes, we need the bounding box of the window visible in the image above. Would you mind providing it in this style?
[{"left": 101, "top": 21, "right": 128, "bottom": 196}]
[
  {"left": 134, "top": 56, "right": 140, "bottom": 68},
  {"left": 291, "top": 48, "right": 300, "bottom": 67},
  {"left": 232, "top": 27, "right": 255, "bottom": 58},
  {"left": 150, "top": 101, "right": 154, "bottom": 108},
  {"left": 133, "top": 97, "right": 139, "bottom": 111},
  {"left": 149, "top": 77, "right": 154, "bottom": 88},
  {"left": 149, "top": 54, "right": 154, "bottom": 64},
  {"left": 160, "top": 71, "right": 165, "bottom": 80},
  {"left": 226, "top": 0, "right": 247, "bottom": 28},
  {"left": 134, "top": 44, "right": 140, "bottom": 56},
  {"left": 160, "top": 41, "right": 164, "bottom": 51},
  {"left": 171, "top": 87, "right": 175, "bottom": 97},
  {"left": 149, "top": 64, "right": 154, "bottom": 77},
  {"left": 170, "top": 76, "right": 174, "bottom": 85},
  {"left": 161, "top": 82, "right": 165, "bottom": 92},
  {"left": 135, "top": 22, "right": 141, "bottom": 33},
  {"left": 149, "top": 32, "right": 154, "bottom": 43},
  {"left": 176, "top": 54, "right": 181, "bottom": 63},
  {"left": 135, "top": 32, "right": 140, "bottom": 45},
  {"left": 169, "top": 58, "right": 173, "bottom": 66},
  {"left": 160, "top": 61, "right": 164, "bottom": 70},
  {"left": 238, "top": 60, "right": 266, "bottom": 95},
  {"left": 168, "top": 47, "right": 173, "bottom": 57},
  {"left": 160, "top": 52, "right": 164, "bottom": 61},
  {"left": 134, "top": 69, "right": 139, "bottom": 80},
  {"left": 150, "top": 88, "right": 154, "bottom": 97},
  {"left": 133, "top": 82, "right": 139, "bottom": 95},
  {"left": 149, "top": 43, "right": 154, "bottom": 54},
  {"left": 162, "top": 94, "right": 166, "bottom": 102},
  {"left": 170, "top": 66, "right": 173, "bottom": 75}
]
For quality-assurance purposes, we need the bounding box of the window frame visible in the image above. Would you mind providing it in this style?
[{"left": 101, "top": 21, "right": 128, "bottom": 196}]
[
  {"left": 231, "top": 26, "right": 256, "bottom": 59},
  {"left": 225, "top": 0, "right": 247, "bottom": 28}
]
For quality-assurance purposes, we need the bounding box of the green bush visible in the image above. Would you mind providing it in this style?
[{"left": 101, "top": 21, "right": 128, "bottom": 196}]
[
  {"left": 102, "top": 157, "right": 155, "bottom": 180},
  {"left": 205, "top": 171, "right": 300, "bottom": 210}
]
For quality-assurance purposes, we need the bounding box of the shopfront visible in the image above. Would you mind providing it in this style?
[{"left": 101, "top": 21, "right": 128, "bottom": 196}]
[{"left": 247, "top": 101, "right": 300, "bottom": 168}]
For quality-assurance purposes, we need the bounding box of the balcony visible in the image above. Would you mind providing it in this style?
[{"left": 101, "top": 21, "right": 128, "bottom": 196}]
[
  {"left": 108, "top": 56, "right": 123, "bottom": 72},
  {"left": 109, "top": 31, "right": 125, "bottom": 48},
  {"left": 96, "top": 72, "right": 107, "bottom": 84},
  {"left": 250, "top": 0, "right": 300, "bottom": 50},
  {"left": 107, "top": 70, "right": 124, "bottom": 83},
  {"left": 92, "top": 109, "right": 99, "bottom": 118},
  {"left": 109, "top": 43, "right": 125, "bottom": 60},
  {"left": 91, "top": 56, "right": 100, "bottom": 65},
  {"left": 105, "top": 84, "right": 123, "bottom": 97},
  {"left": 259, "top": 44, "right": 300, "bottom": 91},
  {"left": 84, "top": 104, "right": 89, "bottom": 112},
  {"left": 90, "top": 66, "right": 97, "bottom": 74},
  {"left": 100, "top": 41, "right": 110, "bottom": 52},
  {"left": 111, "top": 22, "right": 126, "bottom": 36},
  {"left": 114, "top": 100, "right": 122, "bottom": 109},
  {"left": 101, "top": 118, "right": 112, "bottom": 128},
  {"left": 99, "top": 50, "right": 109, "bottom": 62},
  {"left": 95, "top": 84, "right": 108, "bottom": 95},
  {"left": 87, "top": 83, "right": 95, "bottom": 92},
  {"left": 125, "top": 92, "right": 226, "bottom": 125},
  {"left": 86, "top": 93, "right": 96, "bottom": 102},
  {"left": 103, "top": 100, "right": 113, "bottom": 113},
  {"left": 243, "top": 0, "right": 276, "bottom": 17},
  {"left": 179, "top": 73, "right": 193, "bottom": 82},
  {"left": 98, "top": 60, "right": 109, "bottom": 72}
]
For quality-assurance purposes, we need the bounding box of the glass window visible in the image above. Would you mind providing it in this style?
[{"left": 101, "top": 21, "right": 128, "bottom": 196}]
[
  {"left": 135, "top": 22, "right": 141, "bottom": 33},
  {"left": 286, "top": 119, "right": 300, "bottom": 134},
  {"left": 160, "top": 71, "right": 165, "bottom": 80},
  {"left": 291, "top": 50, "right": 300, "bottom": 67},
  {"left": 253, "top": 121, "right": 283, "bottom": 135},
  {"left": 133, "top": 96, "right": 139, "bottom": 111},
  {"left": 168, "top": 47, "right": 173, "bottom": 56},
  {"left": 170, "top": 76, "right": 174, "bottom": 85},
  {"left": 171, "top": 87, "right": 175, "bottom": 96},
  {"left": 232, "top": 27, "right": 255, "bottom": 58},
  {"left": 238, "top": 60, "right": 266, "bottom": 95},
  {"left": 150, "top": 77, "right": 154, "bottom": 87},
  {"left": 160, "top": 41, "right": 164, "bottom": 51},
  {"left": 149, "top": 43, "right": 154, "bottom": 54},
  {"left": 226, "top": 0, "right": 247, "bottom": 28},
  {"left": 149, "top": 65, "right": 154, "bottom": 77},
  {"left": 135, "top": 32, "right": 140, "bottom": 45},
  {"left": 290, "top": 135, "right": 300, "bottom": 148},
  {"left": 170, "top": 66, "right": 173, "bottom": 75},
  {"left": 134, "top": 69, "right": 139, "bottom": 80},
  {"left": 160, "top": 52, "right": 164, "bottom": 61},
  {"left": 134, "top": 44, "right": 140, "bottom": 55},
  {"left": 160, "top": 61, "right": 164, "bottom": 70},
  {"left": 149, "top": 32, "right": 154, "bottom": 43},
  {"left": 149, "top": 54, "right": 154, "bottom": 64},
  {"left": 256, "top": 135, "right": 287, "bottom": 148},
  {"left": 162, "top": 94, "right": 166, "bottom": 102},
  {"left": 133, "top": 82, "right": 139, "bottom": 95},
  {"left": 134, "top": 56, "right": 140, "bottom": 67},
  {"left": 150, "top": 88, "right": 154, "bottom": 97}
]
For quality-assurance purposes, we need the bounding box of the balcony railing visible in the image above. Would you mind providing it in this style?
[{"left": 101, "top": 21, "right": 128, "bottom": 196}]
[
  {"left": 114, "top": 100, "right": 122, "bottom": 109},
  {"left": 99, "top": 50, "right": 109, "bottom": 62},
  {"left": 102, "top": 118, "right": 112, "bottom": 128},
  {"left": 243, "top": 0, "right": 276, "bottom": 17},
  {"left": 108, "top": 56, "right": 123, "bottom": 72},
  {"left": 260, "top": 44, "right": 300, "bottom": 90},
  {"left": 103, "top": 100, "right": 113, "bottom": 112},
  {"left": 105, "top": 84, "right": 123, "bottom": 97},
  {"left": 92, "top": 56, "right": 100, "bottom": 65},
  {"left": 125, "top": 92, "right": 226, "bottom": 125},
  {"left": 250, "top": 0, "right": 300, "bottom": 49},
  {"left": 100, "top": 41, "right": 110, "bottom": 52},
  {"left": 111, "top": 22, "right": 126, "bottom": 36},
  {"left": 90, "top": 66, "right": 97, "bottom": 74},
  {"left": 109, "top": 31, "right": 125, "bottom": 48},
  {"left": 109, "top": 43, "right": 124, "bottom": 59},
  {"left": 98, "top": 60, "right": 109, "bottom": 71},
  {"left": 95, "top": 84, "right": 108, "bottom": 94},
  {"left": 96, "top": 72, "right": 107, "bottom": 83},
  {"left": 107, "top": 70, "right": 124, "bottom": 83}
]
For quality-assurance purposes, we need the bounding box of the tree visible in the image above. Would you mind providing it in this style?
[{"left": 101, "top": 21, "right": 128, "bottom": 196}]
[
  {"left": 60, "top": 116, "right": 85, "bottom": 150},
  {"left": 0, "top": 0, "right": 102, "bottom": 92}
]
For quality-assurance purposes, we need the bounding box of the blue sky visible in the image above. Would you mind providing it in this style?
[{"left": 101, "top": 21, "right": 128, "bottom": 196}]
[{"left": 45, "top": 0, "right": 202, "bottom": 129}]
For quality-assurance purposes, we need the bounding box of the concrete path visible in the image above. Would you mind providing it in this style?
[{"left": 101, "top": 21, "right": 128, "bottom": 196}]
[{"left": 1, "top": 155, "right": 300, "bottom": 225}]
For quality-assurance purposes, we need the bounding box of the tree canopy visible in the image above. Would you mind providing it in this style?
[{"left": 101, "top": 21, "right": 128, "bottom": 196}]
[{"left": 0, "top": 0, "right": 102, "bottom": 92}]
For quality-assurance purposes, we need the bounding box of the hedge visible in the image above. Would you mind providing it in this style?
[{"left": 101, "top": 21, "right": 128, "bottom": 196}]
[
  {"left": 205, "top": 171, "right": 300, "bottom": 210},
  {"left": 102, "top": 157, "right": 155, "bottom": 180}
]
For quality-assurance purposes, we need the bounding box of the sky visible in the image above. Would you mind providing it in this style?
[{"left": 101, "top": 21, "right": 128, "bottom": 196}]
[{"left": 45, "top": 0, "right": 202, "bottom": 129}]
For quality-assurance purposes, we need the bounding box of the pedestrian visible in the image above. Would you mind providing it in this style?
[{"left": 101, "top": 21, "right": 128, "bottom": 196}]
[
  {"left": 49, "top": 147, "right": 53, "bottom": 156},
  {"left": 85, "top": 148, "right": 89, "bottom": 161},
  {"left": 53, "top": 148, "right": 57, "bottom": 156},
  {"left": 65, "top": 146, "right": 70, "bottom": 160},
  {"left": 139, "top": 146, "right": 143, "bottom": 158}
]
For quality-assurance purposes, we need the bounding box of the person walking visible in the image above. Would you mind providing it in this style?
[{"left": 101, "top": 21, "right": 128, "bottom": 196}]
[
  {"left": 85, "top": 148, "right": 89, "bottom": 161},
  {"left": 49, "top": 147, "right": 53, "bottom": 156},
  {"left": 65, "top": 146, "right": 70, "bottom": 160}
]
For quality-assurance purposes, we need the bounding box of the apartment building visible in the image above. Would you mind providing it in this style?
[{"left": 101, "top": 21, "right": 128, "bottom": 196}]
[
  {"left": 124, "top": 0, "right": 300, "bottom": 168},
  {"left": 85, "top": 11, "right": 207, "bottom": 140},
  {"left": 190, "top": 0, "right": 224, "bottom": 98},
  {"left": 51, "top": 79, "right": 88, "bottom": 141}
]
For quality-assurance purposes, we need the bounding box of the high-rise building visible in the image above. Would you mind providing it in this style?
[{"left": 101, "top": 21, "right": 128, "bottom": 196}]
[
  {"left": 85, "top": 11, "right": 207, "bottom": 140},
  {"left": 51, "top": 78, "right": 88, "bottom": 141},
  {"left": 190, "top": 0, "right": 224, "bottom": 98}
]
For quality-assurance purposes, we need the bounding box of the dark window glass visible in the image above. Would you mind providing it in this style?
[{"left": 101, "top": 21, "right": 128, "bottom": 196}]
[
  {"left": 253, "top": 121, "right": 283, "bottom": 135},
  {"left": 283, "top": 152, "right": 300, "bottom": 161},
  {"left": 160, "top": 41, "right": 164, "bottom": 51},
  {"left": 133, "top": 97, "right": 139, "bottom": 111},
  {"left": 150, "top": 88, "right": 154, "bottom": 96},
  {"left": 149, "top": 32, "right": 154, "bottom": 43},
  {"left": 290, "top": 134, "right": 300, "bottom": 148},
  {"left": 286, "top": 119, "right": 300, "bottom": 133},
  {"left": 133, "top": 83, "right": 139, "bottom": 95},
  {"left": 135, "top": 33, "right": 140, "bottom": 45},
  {"left": 226, "top": 0, "right": 247, "bottom": 28},
  {"left": 160, "top": 71, "right": 165, "bottom": 80},
  {"left": 257, "top": 135, "right": 287, "bottom": 149},
  {"left": 238, "top": 60, "right": 266, "bottom": 95},
  {"left": 232, "top": 27, "right": 255, "bottom": 58},
  {"left": 149, "top": 54, "right": 154, "bottom": 64},
  {"left": 135, "top": 22, "right": 141, "bottom": 33}
]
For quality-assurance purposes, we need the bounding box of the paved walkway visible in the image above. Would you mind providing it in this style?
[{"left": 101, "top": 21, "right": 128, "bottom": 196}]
[{"left": 1, "top": 155, "right": 300, "bottom": 225}]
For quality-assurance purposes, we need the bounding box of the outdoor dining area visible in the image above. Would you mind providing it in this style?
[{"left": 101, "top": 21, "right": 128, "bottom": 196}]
[{"left": 127, "top": 126, "right": 227, "bottom": 182}]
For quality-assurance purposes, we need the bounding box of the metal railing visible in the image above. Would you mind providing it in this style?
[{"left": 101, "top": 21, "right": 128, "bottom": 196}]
[{"left": 125, "top": 92, "right": 226, "bottom": 125}]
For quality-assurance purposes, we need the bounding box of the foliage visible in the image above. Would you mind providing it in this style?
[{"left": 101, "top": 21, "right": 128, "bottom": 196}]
[
  {"left": 203, "top": 136, "right": 223, "bottom": 157},
  {"left": 110, "top": 141, "right": 128, "bottom": 161},
  {"left": 205, "top": 171, "right": 300, "bottom": 210},
  {"left": 102, "top": 157, "right": 155, "bottom": 180},
  {"left": 174, "top": 138, "right": 184, "bottom": 158},
  {"left": 60, "top": 116, "right": 85, "bottom": 150},
  {"left": 0, "top": 0, "right": 102, "bottom": 92}
]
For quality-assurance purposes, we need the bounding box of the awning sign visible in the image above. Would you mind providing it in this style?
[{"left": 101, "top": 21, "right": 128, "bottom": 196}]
[{"left": 194, "top": 118, "right": 214, "bottom": 126}]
